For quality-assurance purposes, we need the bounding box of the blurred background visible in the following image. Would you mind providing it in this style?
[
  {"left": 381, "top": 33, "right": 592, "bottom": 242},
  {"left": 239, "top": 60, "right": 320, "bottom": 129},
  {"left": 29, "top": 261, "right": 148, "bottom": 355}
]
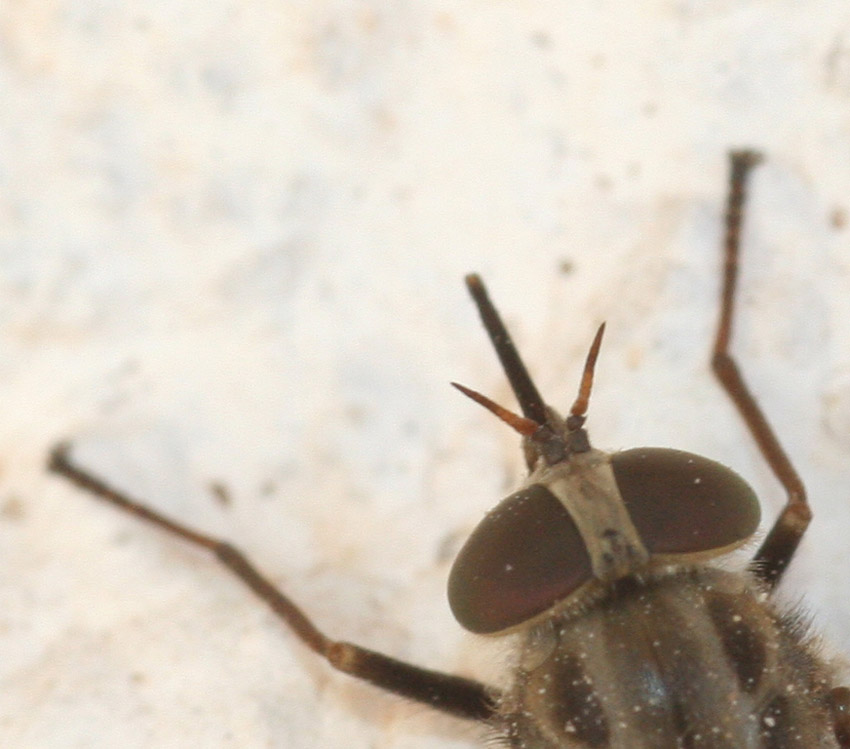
[{"left": 2, "top": 2, "right": 850, "bottom": 747}]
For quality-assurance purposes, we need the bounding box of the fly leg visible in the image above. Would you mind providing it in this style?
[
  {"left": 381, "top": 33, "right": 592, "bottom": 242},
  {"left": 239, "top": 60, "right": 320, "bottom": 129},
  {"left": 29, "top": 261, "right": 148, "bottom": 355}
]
[
  {"left": 710, "top": 150, "right": 812, "bottom": 589},
  {"left": 48, "top": 443, "right": 498, "bottom": 722}
]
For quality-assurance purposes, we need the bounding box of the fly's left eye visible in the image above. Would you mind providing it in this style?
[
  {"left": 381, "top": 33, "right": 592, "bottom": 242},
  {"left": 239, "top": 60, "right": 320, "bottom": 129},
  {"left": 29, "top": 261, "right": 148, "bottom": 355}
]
[{"left": 611, "top": 447, "right": 761, "bottom": 557}]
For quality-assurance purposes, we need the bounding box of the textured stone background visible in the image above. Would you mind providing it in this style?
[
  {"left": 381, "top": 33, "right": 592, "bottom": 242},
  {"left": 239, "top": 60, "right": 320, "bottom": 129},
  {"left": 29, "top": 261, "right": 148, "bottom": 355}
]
[{"left": 3, "top": 2, "right": 850, "bottom": 747}]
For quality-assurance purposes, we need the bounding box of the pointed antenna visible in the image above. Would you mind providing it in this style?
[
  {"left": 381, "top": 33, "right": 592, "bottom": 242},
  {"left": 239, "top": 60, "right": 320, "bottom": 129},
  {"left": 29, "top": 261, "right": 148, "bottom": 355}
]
[
  {"left": 451, "top": 382, "right": 540, "bottom": 437},
  {"left": 464, "top": 274, "right": 548, "bottom": 425},
  {"left": 569, "top": 323, "right": 606, "bottom": 421}
]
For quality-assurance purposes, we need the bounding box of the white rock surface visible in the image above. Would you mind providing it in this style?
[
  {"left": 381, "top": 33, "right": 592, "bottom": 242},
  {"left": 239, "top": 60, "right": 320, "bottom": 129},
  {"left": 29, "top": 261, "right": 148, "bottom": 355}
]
[{"left": 2, "top": 2, "right": 850, "bottom": 747}]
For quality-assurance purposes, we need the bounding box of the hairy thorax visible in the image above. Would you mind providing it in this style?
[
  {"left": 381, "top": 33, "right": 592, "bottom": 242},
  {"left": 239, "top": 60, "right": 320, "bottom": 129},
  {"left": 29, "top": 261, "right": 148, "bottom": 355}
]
[{"left": 499, "top": 568, "right": 840, "bottom": 748}]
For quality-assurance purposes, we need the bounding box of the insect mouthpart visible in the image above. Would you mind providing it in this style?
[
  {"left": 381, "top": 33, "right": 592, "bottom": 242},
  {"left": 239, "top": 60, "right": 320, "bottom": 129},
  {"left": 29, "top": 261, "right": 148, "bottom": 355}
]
[{"left": 454, "top": 277, "right": 606, "bottom": 471}]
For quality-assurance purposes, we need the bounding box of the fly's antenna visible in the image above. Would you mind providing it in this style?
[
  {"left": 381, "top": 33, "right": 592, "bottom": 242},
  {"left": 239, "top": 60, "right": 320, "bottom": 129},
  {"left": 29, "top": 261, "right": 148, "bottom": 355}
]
[
  {"left": 463, "top": 274, "right": 548, "bottom": 425},
  {"left": 566, "top": 323, "right": 606, "bottom": 431},
  {"left": 450, "top": 382, "right": 539, "bottom": 437}
]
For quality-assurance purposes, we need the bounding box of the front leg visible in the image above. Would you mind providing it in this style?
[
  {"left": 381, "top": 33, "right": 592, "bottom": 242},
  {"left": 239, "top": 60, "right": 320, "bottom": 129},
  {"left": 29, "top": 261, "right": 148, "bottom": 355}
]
[{"left": 48, "top": 443, "right": 499, "bottom": 722}]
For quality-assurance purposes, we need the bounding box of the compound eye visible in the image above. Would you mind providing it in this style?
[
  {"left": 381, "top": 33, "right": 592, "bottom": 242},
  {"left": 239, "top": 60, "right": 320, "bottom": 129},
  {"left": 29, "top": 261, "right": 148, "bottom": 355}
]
[
  {"left": 447, "top": 484, "right": 592, "bottom": 634},
  {"left": 611, "top": 448, "right": 760, "bottom": 557}
]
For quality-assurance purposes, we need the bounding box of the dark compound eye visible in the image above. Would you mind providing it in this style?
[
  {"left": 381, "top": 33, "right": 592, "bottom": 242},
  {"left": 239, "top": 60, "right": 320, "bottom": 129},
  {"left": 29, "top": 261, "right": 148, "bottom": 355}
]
[
  {"left": 447, "top": 484, "right": 592, "bottom": 634},
  {"left": 611, "top": 447, "right": 760, "bottom": 557},
  {"left": 448, "top": 448, "right": 760, "bottom": 635}
]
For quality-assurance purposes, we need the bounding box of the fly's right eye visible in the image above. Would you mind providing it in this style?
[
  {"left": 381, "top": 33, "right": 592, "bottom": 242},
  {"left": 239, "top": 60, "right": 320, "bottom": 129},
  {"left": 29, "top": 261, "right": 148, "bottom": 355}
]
[{"left": 611, "top": 447, "right": 761, "bottom": 558}]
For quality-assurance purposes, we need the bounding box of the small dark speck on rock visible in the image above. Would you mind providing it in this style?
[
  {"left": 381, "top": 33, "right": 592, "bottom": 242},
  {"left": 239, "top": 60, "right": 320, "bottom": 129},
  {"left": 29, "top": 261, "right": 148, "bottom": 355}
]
[
  {"left": 0, "top": 496, "right": 24, "bottom": 521},
  {"left": 209, "top": 481, "right": 232, "bottom": 507}
]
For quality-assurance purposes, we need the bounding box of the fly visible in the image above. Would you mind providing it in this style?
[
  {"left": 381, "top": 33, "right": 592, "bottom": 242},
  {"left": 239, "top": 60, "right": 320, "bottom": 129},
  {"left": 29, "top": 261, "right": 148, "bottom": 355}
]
[{"left": 48, "top": 151, "right": 850, "bottom": 747}]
